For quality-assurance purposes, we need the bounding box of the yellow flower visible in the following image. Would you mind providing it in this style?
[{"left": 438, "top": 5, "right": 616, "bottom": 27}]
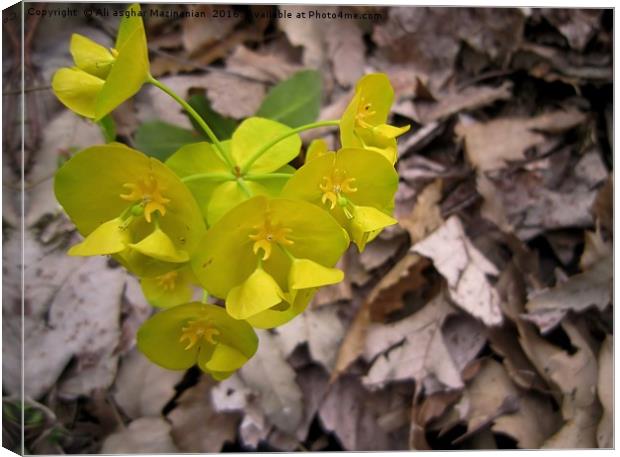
[
  {"left": 137, "top": 302, "right": 258, "bottom": 380},
  {"left": 340, "top": 73, "right": 410, "bottom": 164},
  {"left": 51, "top": 4, "right": 149, "bottom": 120}
]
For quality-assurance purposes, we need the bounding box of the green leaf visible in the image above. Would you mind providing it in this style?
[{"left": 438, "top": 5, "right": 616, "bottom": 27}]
[
  {"left": 231, "top": 117, "right": 301, "bottom": 175},
  {"left": 97, "top": 114, "right": 117, "bottom": 142},
  {"left": 134, "top": 121, "right": 202, "bottom": 161},
  {"left": 256, "top": 70, "right": 322, "bottom": 128},
  {"left": 187, "top": 93, "right": 237, "bottom": 140}
]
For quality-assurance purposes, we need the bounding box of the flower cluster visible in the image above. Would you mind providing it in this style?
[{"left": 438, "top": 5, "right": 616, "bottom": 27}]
[{"left": 52, "top": 4, "right": 409, "bottom": 380}]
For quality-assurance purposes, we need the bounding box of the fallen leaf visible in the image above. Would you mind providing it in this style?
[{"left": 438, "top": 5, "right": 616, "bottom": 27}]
[
  {"left": 113, "top": 349, "right": 184, "bottom": 419},
  {"left": 239, "top": 330, "right": 303, "bottom": 434},
  {"left": 226, "top": 45, "right": 302, "bottom": 83},
  {"left": 319, "top": 375, "right": 408, "bottom": 450},
  {"left": 276, "top": 305, "right": 345, "bottom": 371},
  {"left": 596, "top": 335, "right": 612, "bottom": 448},
  {"left": 181, "top": 5, "right": 241, "bottom": 56},
  {"left": 412, "top": 216, "right": 503, "bottom": 326},
  {"left": 488, "top": 326, "right": 547, "bottom": 392},
  {"left": 5, "top": 231, "right": 127, "bottom": 399},
  {"left": 25, "top": 110, "right": 103, "bottom": 227},
  {"left": 414, "top": 81, "right": 513, "bottom": 124},
  {"left": 278, "top": 6, "right": 326, "bottom": 67},
  {"left": 100, "top": 417, "right": 179, "bottom": 453},
  {"left": 541, "top": 402, "right": 602, "bottom": 449},
  {"left": 368, "top": 253, "right": 431, "bottom": 322},
  {"left": 518, "top": 317, "right": 599, "bottom": 415},
  {"left": 451, "top": 359, "right": 521, "bottom": 442},
  {"left": 168, "top": 376, "right": 240, "bottom": 452},
  {"left": 398, "top": 178, "right": 444, "bottom": 245},
  {"left": 591, "top": 174, "right": 612, "bottom": 233},
  {"left": 409, "top": 387, "right": 461, "bottom": 450},
  {"left": 442, "top": 314, "right": 487, "bottom": 373},
  {"left": 324, "top": 20, "right": 365, "bottom": 88},
  {"left": 294, "top": 365, "right": 330, "bottom": 442},
  {"left": 523, "top": 253, "right": 611, "bottom": 333},
  {"left": 202, "top": 72, "right": 266, "bottom": 119},
  {"left": 359, "top": 233, "right": 406, "bottom": 272},
  {"left": 456, "top": 108, "right": 586, "bottom": 172},
  {"left": 363, "top": 293, "right": 463, "bottom": 390},
  {"left": 541, "top": 9, "right": 602, "bottom": 51}
]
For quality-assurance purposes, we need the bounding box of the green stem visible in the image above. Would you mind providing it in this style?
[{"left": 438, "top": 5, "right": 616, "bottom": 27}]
[
  {"left": 244, "top": 173, "right": 293, "bottom": 182},
  {"left": 236, "top": 179, "right": 253, "bottom": 198},
  {"left": 240, "top": 120, "right": 340, "bottom": 174},
  {"left": 202, "top": 289, "right": 209, "bottom": 304},
  {"left": 181, "top": 172, "right": 234, "bottom": 183},
  {"left": 147, "top": 74, "right": 233, "bottom": 167}
]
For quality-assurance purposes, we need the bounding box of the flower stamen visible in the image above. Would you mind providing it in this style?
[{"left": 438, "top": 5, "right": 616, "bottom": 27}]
[
  {"left": 248, "top": 218, "right": 294, "bottom": 261},
  {"left": 156, "top": 271, "right": 178, "bottom": 291},
  {"left": 319, "top": 168, "right": 357, "bottom": 211},
  {"left": 120, "top": 174, "right": 171, "bottom": 223},
  {"left": 179, "top": 318, "right": 220, "bottom": 350}
]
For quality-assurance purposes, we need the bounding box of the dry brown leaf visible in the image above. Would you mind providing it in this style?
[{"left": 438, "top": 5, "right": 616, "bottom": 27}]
[
  {"left": 239, "top": 330, "right": 303, "bottom": 434},
  {"left": 113, "top": 349, "right": 184, "bottom": 419},
  {"left": 226, "top": 45, "right": 302, "bottom": 83},
  {"left": 373, "top": 8, "right": 524, "bottom": 92},
  {"left": 450, "top": 359, "right": 520, "bottom": 442},
  {"left": 324, "top": 20, "right": 365, "bottom": 87},
  {"left": 456, "top": 109, "right": 586, "bottom": 172},
  {"left": 5, "top": 231, "right": 127, "bottom": 399},
  {"left": 398, "top": 178, "right": 444, "bottom": 244},
  {"left": 359, "top": 233, "right": 406, "bottom": 272},
  {"left": 591, "top": 174, "right": 612, "bottom": 233},
  {"left": 596, "top": 335, "right": 612, "bottom": 448},
  {"left": 363, "top": 293, "right": 463, "bottom": 390},
  {"left": 370, "top": 253, "right": 431, "bottom": 322},
  {"left": 330, "top": 253, "right": 430, "bottom": 381},
  {"left": 168, "top": 377, "right": 240, "bottom": 452},
  {"left": 412, "top": 216, "right": 503, "bottom": 326},
  {"left": 518, "top": 318, "right": 599, "bottom": 415},
  {"left": 488, "top": 326, "right": 547, "bottom": 392},
  {"left": 100, "top": 417, "right": 178, "bottom": 453},
  {"left": 202, "top": 72, "right": 266, "bottom": 119},
  {"left": 294, "top": 365, "right": 330, "bottom": 442},
  {"left": 25, "top": 111, "right": 103, "bottom": 226},
  {"left": 414, "top": 81, "right": 513, "bottom": 124},
  {"left": 276, "top": 305, "right": 345, "bottom": 371},
  {"left": 523, "top": 253, "right": 611, "bottom": 333},
  {"left": 541, "top": 402, "right": 602, "bottom": 449},
  {"left": 409, "top": 389, "right": 461, "bottom": 449},
  {"left": 278, "top": 6, "right": 326, "bottom": 67},
  {"left": 541, "top": 9, "right": 602, "bottom": 51},
  {"left": 442, "top": 314, "right": 487, "bottom": 373},
  {"left": 181, "top": 5, "right": 242, "bottom": 56},
  {"left": 319, "top": 375, "right": 408, "bottom": 450}
]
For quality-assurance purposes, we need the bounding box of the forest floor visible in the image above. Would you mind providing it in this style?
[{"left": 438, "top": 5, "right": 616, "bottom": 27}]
[{"left": 2, "top": 4, "right": 613, "bottom": 453}]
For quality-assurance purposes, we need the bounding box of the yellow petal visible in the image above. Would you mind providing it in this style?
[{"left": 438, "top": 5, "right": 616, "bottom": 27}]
[
  {"left": 350, "top": 205, "right": 397, "bottom": 251},
  {"left": 373, "top": 123, "right": 410, "bottom": 139},
  {"left": 68, "top": 217, "right": 130, "bottom": 256},
  {"left": 51, "top": 67, "right": 104, "bottom": 119},
  {"left": 289, "top": 258, "right": 343, "bottom": 290},
  {"left": 129, "top": 227, "right": 189, "bottom": 263},
  {"left": 70, "top": 33, "right": 115, "bottom": 79},
  {"left": 226, "top": 268, "right": 284, "bottom": 320}
]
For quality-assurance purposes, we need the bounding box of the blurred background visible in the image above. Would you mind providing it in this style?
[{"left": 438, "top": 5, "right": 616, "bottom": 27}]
[{"left": 2, "top": 2, "right": 613, "bottom": 453}]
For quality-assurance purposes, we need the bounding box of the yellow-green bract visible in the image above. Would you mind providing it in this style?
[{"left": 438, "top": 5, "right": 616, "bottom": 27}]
[
  {"left": 282, "top": 148, "right": 399, "bottom": 251},
  {"left": 51, "top": 3, "right": 149, "bottom": 120},
  {"left": 137, "top": 302, "right": 258, "bottom": 380},
  {"left": 191, "top": 196, "right": 349, "bottom": 328},
  {"left": 166, "top": 117, "right": 300, "bottom": 226},
  {"left": 340, "top": 73, "right": 410, "bottom": 164},
  {"left": 54, "top": 143, "right": 205, "bottom": 278}
]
